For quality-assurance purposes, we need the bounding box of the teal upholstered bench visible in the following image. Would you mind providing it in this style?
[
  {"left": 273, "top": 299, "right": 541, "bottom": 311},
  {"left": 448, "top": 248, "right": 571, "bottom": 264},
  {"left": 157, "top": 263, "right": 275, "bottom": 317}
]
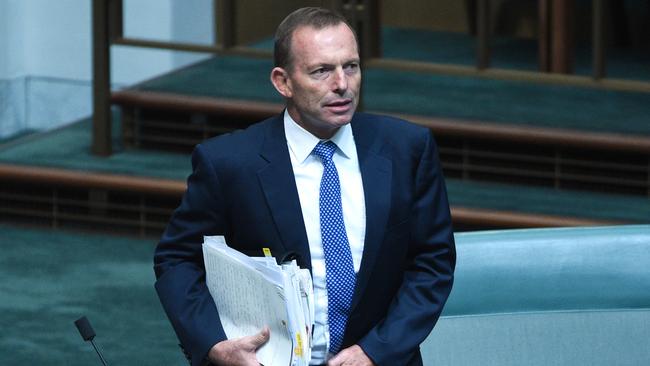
[{"left": 422, "top": 225, "right": 650, "bottom": 366}]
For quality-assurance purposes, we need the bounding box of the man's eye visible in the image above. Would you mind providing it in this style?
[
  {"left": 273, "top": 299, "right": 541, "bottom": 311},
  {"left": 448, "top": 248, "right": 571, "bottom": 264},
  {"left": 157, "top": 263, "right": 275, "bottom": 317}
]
[
  {"left": 310, "top": 68, "right": 331, "bottom": 79},
  {"left": 344, "top": 63, "right": 359, "bottom": 73}
]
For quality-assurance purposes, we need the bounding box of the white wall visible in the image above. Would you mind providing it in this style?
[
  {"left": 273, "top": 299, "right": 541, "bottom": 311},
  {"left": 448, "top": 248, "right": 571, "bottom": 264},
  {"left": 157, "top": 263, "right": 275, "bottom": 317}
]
[
  {"left": 0, "top": 1, "right": 24, "bottom": 79},
  {"left": 171, "top": 0, "right": 214, "bottom": 67},
  {"left": 0, "top": 0, "right": 213, "bottom": 138}
]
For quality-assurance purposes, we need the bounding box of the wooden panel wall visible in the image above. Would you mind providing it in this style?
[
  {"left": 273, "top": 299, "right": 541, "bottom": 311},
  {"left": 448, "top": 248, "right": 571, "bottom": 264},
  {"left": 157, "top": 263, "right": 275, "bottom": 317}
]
[{"left": 233, "top": 0, "right": 322, "bottom": 45}]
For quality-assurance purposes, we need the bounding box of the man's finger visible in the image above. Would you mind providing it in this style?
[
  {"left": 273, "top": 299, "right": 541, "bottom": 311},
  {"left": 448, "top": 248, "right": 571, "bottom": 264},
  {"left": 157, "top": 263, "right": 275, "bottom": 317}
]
[
  {"left": 327, "top": 345, "right": 374, "bottom": 366},
  {"left": 249, "top": 326, "right": 270, "bottom": 348},
  {"left": 327, "top": 351, "right": 344, "bottom": 365}
]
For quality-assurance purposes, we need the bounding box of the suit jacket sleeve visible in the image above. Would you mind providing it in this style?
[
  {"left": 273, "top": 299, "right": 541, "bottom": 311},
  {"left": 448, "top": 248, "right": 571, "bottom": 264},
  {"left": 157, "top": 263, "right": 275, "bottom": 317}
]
[
  {"left": 153, "top": 144, "right": 228, "bottom": 366},
  {"left": 358, "top": 130, "right": 456, "bottom": 365}
]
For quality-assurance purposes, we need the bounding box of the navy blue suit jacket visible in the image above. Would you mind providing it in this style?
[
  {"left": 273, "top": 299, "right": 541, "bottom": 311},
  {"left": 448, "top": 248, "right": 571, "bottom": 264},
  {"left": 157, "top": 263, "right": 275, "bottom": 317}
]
[{"left": 154, "top": 112, "right": 456, "bottom": 366}]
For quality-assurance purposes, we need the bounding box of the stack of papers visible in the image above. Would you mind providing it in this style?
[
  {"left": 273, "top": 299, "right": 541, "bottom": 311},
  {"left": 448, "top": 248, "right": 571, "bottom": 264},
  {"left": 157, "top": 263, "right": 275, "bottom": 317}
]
[{"left": 202, "top": 236, "right": 315, "bottom": 366}]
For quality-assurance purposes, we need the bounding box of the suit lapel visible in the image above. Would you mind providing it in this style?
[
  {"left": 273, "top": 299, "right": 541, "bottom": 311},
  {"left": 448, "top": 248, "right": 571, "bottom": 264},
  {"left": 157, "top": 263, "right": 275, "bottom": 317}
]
[
  {"left": 350, "top": 116, "right": 392, "bottom": 311},
  {"left": 255, "top": 113, "right": 393, "bottom": 293},
  {"left": 257, "top": 116, "right": 312, "bottom": 271}
]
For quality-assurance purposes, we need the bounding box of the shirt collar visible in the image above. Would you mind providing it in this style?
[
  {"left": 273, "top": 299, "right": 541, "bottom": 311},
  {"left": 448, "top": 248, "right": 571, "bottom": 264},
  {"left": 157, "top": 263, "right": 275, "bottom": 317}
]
[{"left": 283, "top": 110, "right": 355, "bottom": 164}]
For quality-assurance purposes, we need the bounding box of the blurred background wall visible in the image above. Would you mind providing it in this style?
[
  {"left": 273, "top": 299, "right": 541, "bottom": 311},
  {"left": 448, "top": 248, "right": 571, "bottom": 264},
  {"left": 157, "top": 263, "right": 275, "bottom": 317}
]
[{"left": 0, "top": 0, "right": 213, "bottom": 139}]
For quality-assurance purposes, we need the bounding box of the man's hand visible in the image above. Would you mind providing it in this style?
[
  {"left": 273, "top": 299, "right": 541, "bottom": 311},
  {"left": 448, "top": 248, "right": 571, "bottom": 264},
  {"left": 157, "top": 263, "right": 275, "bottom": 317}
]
[
  {"left": 207, "top": 327, "right": 270, "bottom": 366},
  {"left": 327, "top": 345, "right": 375, "bottom": 366}
]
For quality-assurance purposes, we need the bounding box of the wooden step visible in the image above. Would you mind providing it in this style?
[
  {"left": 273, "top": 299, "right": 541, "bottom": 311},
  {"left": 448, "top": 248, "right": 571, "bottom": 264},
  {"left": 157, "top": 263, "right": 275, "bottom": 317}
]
[
  {"left": 0, "top": 163, "right": 627, "bottom": 238},
  {"left": 112, "top": 90, "right": 650, "bottom": 197}
]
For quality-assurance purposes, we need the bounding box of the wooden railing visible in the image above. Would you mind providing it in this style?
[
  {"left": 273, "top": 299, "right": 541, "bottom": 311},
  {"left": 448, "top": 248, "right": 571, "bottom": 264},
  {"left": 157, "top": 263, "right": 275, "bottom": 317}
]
[{"left": 0, "top": 163, "right": 620, "bottom": 236}]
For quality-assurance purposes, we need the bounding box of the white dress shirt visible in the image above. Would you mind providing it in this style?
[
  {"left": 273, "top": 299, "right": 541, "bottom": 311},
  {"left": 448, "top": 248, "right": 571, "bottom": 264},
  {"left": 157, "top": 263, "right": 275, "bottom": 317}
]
[{"left": 283, "top": 110, "right": 366, "bottom": 364}]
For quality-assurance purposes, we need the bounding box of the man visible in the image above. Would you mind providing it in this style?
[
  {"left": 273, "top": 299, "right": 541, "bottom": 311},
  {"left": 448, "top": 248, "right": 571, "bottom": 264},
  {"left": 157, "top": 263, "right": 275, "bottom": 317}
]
[{"left": 154, "top": 7, "right": 455, "bottom": 366}]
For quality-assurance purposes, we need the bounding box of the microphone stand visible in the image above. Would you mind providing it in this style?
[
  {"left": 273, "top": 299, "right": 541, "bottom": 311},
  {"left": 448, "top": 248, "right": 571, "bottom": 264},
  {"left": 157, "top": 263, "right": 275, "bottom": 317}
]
[{"left": 74, "top": 316, "right": 109, "bottom": 366}]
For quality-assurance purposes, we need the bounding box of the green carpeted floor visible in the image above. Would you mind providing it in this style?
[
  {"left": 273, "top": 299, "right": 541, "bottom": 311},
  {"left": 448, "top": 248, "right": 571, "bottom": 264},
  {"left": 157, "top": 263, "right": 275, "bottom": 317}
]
[
  {"left": 133, "top": 27, "right": 650, "bottom": 136},
  {"left": 133, "top": 54, "right": 650, "bottom": 135},
  {"left": 0, "top": 116, "right": 189, "bottom": 180},
  {"left": 447, "top": 180, "right": 650, "bottom": 223},
  {"left": 0, "top": 224, "right": 184, "bottom": 365}
]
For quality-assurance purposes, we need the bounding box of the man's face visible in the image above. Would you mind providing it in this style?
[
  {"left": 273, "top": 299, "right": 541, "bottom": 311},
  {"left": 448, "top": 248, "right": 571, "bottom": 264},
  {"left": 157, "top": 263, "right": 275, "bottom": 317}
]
[{"left": 276, "top": 23, "right": 361, "bottom": 139}]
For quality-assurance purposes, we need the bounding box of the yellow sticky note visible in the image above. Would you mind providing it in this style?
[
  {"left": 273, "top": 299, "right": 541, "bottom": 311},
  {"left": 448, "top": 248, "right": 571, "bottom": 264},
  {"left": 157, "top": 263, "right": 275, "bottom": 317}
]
[{"left": 295, "top": 333, "right": 303, "bottom": 356}]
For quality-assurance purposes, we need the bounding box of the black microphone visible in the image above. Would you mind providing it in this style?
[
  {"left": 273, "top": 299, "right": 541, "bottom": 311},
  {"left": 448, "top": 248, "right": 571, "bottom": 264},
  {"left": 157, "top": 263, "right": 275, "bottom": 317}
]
[{"left": 74, "top": 316, "right": 109, "bottom": 366}]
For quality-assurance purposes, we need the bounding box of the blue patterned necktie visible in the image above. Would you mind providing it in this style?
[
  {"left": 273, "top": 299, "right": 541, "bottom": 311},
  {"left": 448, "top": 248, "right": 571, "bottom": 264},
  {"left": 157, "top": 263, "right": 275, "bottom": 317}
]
[{"left": 312, "top": 140, "right": 356, "bottom": 354}]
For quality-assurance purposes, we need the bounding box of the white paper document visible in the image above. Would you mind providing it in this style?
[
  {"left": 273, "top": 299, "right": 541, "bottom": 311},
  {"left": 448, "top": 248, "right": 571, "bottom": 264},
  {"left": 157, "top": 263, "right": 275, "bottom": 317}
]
[{"left": 202, "top": 236, "right": 314, "bottom": 366}]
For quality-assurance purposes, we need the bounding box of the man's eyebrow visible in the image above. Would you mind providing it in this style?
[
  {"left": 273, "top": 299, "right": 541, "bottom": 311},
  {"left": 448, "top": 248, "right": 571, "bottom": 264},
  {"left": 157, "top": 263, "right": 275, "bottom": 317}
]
[
  {"left": 307, "top": 63, "right": 334, "bottom": 70},
  {"left": 307, "top": 59, "right": 360, "bottom": 69}
]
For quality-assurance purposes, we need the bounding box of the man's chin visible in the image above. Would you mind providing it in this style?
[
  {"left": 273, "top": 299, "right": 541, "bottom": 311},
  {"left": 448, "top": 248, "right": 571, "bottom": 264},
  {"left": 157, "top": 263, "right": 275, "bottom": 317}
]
[{"left": 326, "top": 111, "right": 355, "bottom": 126}]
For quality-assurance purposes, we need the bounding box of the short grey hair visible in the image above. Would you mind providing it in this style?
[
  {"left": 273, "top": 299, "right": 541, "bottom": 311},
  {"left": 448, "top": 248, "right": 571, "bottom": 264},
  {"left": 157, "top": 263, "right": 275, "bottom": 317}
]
[{"left": 273, "top": 7, "right": 358, "bottom": 70}]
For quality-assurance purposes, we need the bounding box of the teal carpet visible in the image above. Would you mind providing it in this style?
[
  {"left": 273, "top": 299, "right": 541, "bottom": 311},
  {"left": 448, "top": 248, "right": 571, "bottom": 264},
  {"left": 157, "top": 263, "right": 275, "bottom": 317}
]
[
  {"left": 132, "top": 27, "right": 650, "bottom": 136},
  {"left": 133, "top": 54, "right": 650, "bottom": 136},
  {"left": 0, "top": 116, "right": 189, "bottom": 180},
  {"left": 0, "top": 224, "right": 184, "bottom": 366},
  {"left": 447, "top": 180, "right": 650, "bottom": 223},
  {"left": 0, "top": 129, "right": 38, "bottom": 145}
]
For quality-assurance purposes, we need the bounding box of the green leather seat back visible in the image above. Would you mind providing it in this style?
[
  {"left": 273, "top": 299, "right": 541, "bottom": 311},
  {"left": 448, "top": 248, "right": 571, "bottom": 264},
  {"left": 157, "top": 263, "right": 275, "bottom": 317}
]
[{"left": 422, "top": 225, "right": 650, "bottom": 366}]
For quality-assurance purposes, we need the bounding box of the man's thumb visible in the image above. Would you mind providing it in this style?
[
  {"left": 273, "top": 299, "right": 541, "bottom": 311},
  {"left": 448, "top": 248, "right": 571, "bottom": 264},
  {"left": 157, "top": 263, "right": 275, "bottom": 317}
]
[{"left": 252, "top": 326, "right": 270, "bottom": 347}]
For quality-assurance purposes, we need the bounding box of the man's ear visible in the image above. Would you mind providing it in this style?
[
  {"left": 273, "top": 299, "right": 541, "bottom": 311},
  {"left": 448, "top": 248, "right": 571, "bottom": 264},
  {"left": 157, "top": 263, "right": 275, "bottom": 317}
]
[{"left": 270, "top": 67, "right": 292, "bottom": 98}]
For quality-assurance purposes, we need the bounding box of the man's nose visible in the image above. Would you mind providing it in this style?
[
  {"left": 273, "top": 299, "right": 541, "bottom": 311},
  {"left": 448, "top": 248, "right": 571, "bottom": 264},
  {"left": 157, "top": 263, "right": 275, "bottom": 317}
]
[{"left": 332, "top": 68, "right": 348, "bottom": 94}]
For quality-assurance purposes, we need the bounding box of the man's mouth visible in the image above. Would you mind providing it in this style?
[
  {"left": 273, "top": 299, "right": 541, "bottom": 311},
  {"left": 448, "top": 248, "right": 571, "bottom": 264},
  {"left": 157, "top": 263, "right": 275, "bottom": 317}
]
[{"left": 324, "top": 99, "right": 353, "bottom": 113}]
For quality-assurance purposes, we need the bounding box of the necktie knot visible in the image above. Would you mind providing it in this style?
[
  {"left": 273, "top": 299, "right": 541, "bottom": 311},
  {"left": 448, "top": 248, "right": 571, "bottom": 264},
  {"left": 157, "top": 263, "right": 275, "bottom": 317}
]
[{"left": 312, "top": 141, "right": 337, "bottom": 164}]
